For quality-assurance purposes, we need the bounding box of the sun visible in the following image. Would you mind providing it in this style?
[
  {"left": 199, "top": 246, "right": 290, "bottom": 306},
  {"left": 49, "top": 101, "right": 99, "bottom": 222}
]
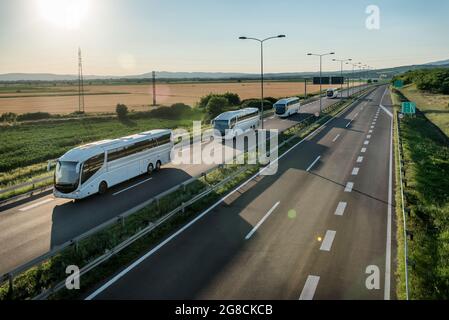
[{"left": 37, "top": 0, "right": 89, "bottom": 30}]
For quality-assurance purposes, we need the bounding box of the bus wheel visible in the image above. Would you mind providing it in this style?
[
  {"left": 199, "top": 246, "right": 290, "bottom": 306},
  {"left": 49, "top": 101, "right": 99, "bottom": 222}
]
[
  {"left": 98, "top": 181, "right": 108, "bottom": 195},
  {"left": 155, "top": 161, "right": 161, "bottom": 171},
  {"left": 147, "top": 163, "right": 154, "bottom": 175}
]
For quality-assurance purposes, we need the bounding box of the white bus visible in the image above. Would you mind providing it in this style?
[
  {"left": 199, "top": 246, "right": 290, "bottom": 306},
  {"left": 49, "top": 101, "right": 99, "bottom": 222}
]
[
  {"left": 326, "top": 88, "right": 339, "bottom": 99},
  {"left": 274, "top": 97, "right": 300, "bottom": 118},
  {"left": 212, "top": 108, "right": 260, "bottom": 140},
  {"left": 54, "top": 129, "right": 173, "bottom": 199}
]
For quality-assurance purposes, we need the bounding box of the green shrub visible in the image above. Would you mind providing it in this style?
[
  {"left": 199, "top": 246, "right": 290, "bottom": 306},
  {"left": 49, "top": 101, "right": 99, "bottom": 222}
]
[
  {"left": 116, "top": 104, "right": 128, "bottom": 119},
  {"left": 207, "top": 96, "right": 229, "bottom": 119},
  {"left": 223, "top": 92, "right": 241, "bottom": 106},
  {"left": 241, "top": 99, "right": 273, "bottom": 111},
  {"left": 0, "top": 112, "right": 17, "bottom": 122},
  {"left": 16, "top": 112, "right": 52, "bottom": 121},
  {"left": 143, "top": 103, "right": 193, "bottom": 120},
  {"left": 197, "top": 92, "right": 241, "bottom": 108}
]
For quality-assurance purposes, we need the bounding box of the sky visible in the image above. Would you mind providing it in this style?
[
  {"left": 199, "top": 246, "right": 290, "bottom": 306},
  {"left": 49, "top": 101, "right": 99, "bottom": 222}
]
[{"left": 0, "top": 0, "right": 448, "bottom": 76}]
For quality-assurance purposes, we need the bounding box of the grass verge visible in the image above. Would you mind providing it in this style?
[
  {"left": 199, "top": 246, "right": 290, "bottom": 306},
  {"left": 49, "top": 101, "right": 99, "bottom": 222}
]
[{"left": 391, "top": 88, "right": 449, "bottom": 299}]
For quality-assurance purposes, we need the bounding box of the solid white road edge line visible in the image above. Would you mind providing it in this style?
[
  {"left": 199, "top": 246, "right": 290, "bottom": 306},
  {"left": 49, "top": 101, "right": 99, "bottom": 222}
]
[
  {"left": 245, "top": 201, "right": 281, "bottom": 240},
  {"left": 113, "top": 177, "right": 153, "bottom": 196},
  {"left": 85, "top": 102, "right": 355, "bottom": 300},
  {"left": 299, "top": 276, "right": 320, "bottom": 300},
  {"left": 384, "top": 91, "right": 393, "bottom": 300},
  {"left": 306, "top": 156, "right": 321, "bottom": 172}
]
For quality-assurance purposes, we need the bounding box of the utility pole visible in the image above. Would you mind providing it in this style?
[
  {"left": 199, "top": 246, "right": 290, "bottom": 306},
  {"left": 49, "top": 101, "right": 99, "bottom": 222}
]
[
  {"left": 152, "top": 71, "right": 157, "bottom": 106},
  {"left": 78, "top": 47, "right": 85, "bottom": 113},
  {"left": 304, "top": 78, "right": 307, "bottom": 98}
]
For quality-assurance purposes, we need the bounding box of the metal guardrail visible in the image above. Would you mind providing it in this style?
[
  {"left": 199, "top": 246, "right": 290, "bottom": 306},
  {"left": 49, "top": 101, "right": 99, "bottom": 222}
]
[
  {"left": 396, "top": 111, "right": 410, "bottom": 300},
  {"left": 1, "top": 86, "right": 374, "bottom": 299}
]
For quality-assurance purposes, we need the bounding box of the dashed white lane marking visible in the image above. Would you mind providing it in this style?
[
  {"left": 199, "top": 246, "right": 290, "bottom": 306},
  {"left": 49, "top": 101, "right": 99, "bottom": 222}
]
[
  {"left": 367, "top": 135, "right": 372, "bottom": 139},
  {"left": 345, "top": 121, "right": 352, "bottom": 128},
  {"left": 352, "top": 167, "right": 360, "bottom": 175},
  {"left": 369, "top": 130, "right": 373, "bottom": 133},
  {"left": 371, "top": 126, "right": 375, "bottom": 129},
  {"left": 306, "top": 156, "right": 321, "bottom": 172},
  {"left": 357, "top": 156, "right": 364, "bottom": 163},
  {"left": 245, "top": 201, "right": 281, "bottom": 240},
  {"left": 335, "top": 202, "right": 347, "bottom": 216},
  {"left": 320, "top": 230, "right": 337, "bottom": 251},
  {"left": 299, "top": 276, "right": 320, "bottom": 300},
  {"left": 332, "top": 134, "right": 341, "bottom": 142},
  {"left": 345, "top": 182, "right": 354, "bottom": 192},
  {"left": 364, "top": 141, "right": 370, "bottom": 145},
  {"left": 19, "top": 198, "right": 54, "bottom": 212},
  {"left": 113, "top": 177, "right": 153, "bottom": 196},
  {"left": 361, "top": 147, "right": 367, "bottom": 153}
]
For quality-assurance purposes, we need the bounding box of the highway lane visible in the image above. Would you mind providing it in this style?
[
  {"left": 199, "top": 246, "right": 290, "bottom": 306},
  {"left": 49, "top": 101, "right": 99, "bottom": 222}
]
[
  {"left": 0, "top": 85, "right": 367, "bottom": 275},
  {"left": 87, "top": 85, "right": 393, "bottom": 300}
]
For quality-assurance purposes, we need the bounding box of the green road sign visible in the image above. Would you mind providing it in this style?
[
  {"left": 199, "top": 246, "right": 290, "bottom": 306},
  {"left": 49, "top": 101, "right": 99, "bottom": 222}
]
[
  {"left": 394, "top": 80, "right": 404, "bottom": 88},
  {"left": 402, "top": 102, "right": 416, "bottom": 114}
]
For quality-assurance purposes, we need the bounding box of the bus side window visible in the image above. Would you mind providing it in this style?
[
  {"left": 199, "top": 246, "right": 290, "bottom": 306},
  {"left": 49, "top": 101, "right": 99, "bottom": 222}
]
[
  {"left": 81, "top": 153, "right": 105, "bottom": 184},
  {"left": 231, "top": 118, "right": 236, "bottom": 128}
]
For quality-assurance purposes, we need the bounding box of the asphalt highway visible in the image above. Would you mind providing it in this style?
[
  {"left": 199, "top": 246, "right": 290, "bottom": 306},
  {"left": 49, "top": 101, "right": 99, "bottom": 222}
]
[
  {"left": 86, "top": 85, "right": 395, "bottom": 300},
  {"left": 0, "top": 85, "right": 368, "bottom": 276}
]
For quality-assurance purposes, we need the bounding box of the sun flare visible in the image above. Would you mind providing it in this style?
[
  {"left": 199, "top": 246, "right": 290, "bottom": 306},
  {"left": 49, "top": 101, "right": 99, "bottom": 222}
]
[{"left": 37, "top": 0, "right": 89, "bottom": 29}]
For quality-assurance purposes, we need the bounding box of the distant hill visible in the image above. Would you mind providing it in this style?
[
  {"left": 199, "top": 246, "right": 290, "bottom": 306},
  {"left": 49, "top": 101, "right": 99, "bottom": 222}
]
[
  {"left": 1, "top": 60, "right": 448, "bottom": 82},
  {"left": 425, "top": 59, "right": 449, "bottom": 66}
]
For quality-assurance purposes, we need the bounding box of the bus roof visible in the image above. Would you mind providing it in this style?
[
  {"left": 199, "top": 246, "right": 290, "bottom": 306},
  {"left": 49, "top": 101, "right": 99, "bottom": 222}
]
[
  {"left": 59, "top": 129, "right": 172, "bottom": 162},
  {"left": 275, "top": 97, "right": 300, "bottom": 105},
  {"left": 214, "top": 108, "right": 259, "bottom": 121}
]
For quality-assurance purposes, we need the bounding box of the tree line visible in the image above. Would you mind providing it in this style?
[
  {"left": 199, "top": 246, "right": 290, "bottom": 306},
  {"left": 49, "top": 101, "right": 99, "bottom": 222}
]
[{"left": 393, "top": 68, "right": 449, "bottom": 94}]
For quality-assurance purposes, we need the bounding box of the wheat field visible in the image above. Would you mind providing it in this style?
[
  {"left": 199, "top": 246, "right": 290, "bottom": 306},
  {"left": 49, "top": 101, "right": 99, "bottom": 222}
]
[{"left": 0, "top": 81, "right": 349, "bottom": 115}]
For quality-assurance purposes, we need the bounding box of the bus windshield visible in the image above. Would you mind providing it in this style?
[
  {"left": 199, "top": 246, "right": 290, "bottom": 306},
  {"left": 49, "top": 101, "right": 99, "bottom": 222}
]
[
  {"left": 275, "top": 104, "right": 286, "bottom": 114},
  {"left": 327, "top": 90, "right": 334, "bottom": 97},
  {"left": 55, "top": 161, "right": 80, "bottom": 192},
  {"left": 214, "top": 120, "right": 230, "bottom": 132}
]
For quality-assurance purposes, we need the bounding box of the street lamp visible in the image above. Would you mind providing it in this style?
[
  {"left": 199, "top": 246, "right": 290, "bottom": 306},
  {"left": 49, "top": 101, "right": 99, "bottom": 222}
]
[
  {"left": 307, "top": 52, "right": 335, "bottom": 115},
  {"left": 239, "top": 35, "right": 286, "bottom": 130},
  {"left": 333, "top": 58, "right": 352, "bottom": 99},
  {"left": 346, "top": 62, "right": 358, "bottom": 97}
]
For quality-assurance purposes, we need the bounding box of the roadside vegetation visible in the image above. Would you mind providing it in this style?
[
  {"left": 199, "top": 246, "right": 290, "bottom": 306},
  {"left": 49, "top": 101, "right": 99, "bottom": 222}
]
[
  {"left": 391, "top": 84, "right": 449, "bottom": 299},
  {"left": 393, "top": 68, "right": 449, "bottom": 94},
  {"left": 395, "top": 84, "right": 448, "bottom": 137}
]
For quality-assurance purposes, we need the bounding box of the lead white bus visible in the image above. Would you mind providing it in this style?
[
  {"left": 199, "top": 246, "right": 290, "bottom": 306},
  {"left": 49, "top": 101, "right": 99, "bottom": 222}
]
[
  {"left": 54, "top": 129, "right": 173, "bottom": 199},
  {"left": 274, "top": 97, "right": 300, "bottom": 118},
  {"left": 212, "top": 108, "right": 260, "bottom": 140},
  {"left": 326, "top": 88, "right": 339, "bottom": 99}
]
